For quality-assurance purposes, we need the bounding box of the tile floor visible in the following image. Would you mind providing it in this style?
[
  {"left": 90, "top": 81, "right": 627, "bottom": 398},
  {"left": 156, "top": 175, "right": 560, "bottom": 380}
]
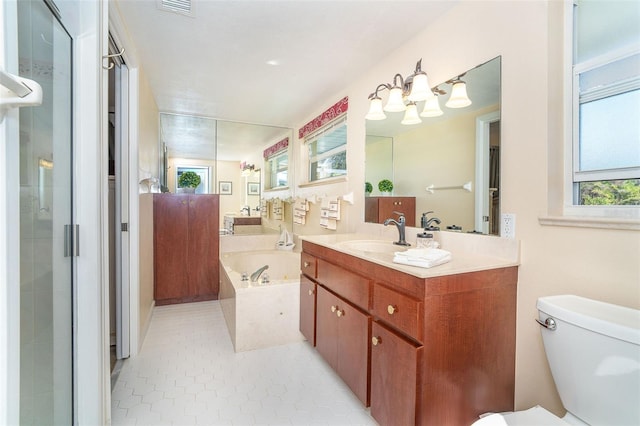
[{"left": 111, "top": 301, "right": 378, "bottom": 425}]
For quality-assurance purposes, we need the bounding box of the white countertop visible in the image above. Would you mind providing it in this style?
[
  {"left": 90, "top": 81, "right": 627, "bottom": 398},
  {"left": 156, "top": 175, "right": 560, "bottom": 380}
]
[{"left": 299, "top": 232, "right": 520, "bottom": 279}]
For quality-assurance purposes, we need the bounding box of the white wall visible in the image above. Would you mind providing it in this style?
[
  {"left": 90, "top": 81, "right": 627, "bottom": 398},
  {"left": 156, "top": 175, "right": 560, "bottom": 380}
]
[{"left": 288, "top": 0, "right": 639, "bottom": 417}]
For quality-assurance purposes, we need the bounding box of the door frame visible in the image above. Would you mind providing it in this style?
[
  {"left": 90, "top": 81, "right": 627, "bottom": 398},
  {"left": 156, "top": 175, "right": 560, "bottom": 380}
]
[
  {"left": 113, "top": 55, "right": 131, "bottom": 360},
  {"left": 475, "top": 110, "right": 501, "bottom": 234},
  {"left": 108, "top": 11, "right": 143, "bottom": 359}
]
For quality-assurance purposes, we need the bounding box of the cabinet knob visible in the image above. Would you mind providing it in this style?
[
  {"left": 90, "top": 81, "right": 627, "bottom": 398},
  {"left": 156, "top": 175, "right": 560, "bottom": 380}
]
[
  {"left": 303, "top": 261, "right": 311, "bottom": 268},
  {"left": 336, "top": 309, "right": 345, "bottom": 318},
  {"left": 372, "top": 336, "right": 382, "bottom": 346},
  {"left": 308, "top": 289, "right": 314, "bottom": 296},
  {"left": 331, "top": 305, "right": 337, "bottom": 313},
  {"left": 387, "top": 305, "right": 397, "bottom": 315}
]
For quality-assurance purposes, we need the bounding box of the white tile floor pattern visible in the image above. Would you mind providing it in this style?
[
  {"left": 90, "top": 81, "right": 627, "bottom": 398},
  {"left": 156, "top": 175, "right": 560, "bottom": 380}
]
[{"left": 111, "top": 301, "right": 378, "bottom": 426}]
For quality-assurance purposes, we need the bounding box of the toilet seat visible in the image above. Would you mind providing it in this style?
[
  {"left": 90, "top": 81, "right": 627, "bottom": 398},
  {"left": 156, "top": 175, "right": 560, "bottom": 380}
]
[{"left": 472, "top": 406, "right": 569, "bottom": 426}]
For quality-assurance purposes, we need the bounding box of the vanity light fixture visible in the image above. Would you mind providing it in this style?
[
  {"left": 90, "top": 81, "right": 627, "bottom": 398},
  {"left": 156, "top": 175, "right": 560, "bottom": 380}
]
[
  {"left": 366, "top": 59, "right": 434, "bottom": 124},
  {"left": 240, "top": 162, "right": 257, "bottom": 177},
  {"left": 365, "top": 89, "right": 387, "bottom": 120},
  {"left": 445, "top": 76, "right": 472, "bottom": 108},
  {"left": 366, "top": 62, "right": 473, "bottom": 124},
  {"left": 420, "top": 87, "right": 446, "bottom": 117},
  {"left": 401, "top": 102, "right": 422, "bottom": 125},
  {"left": 384, "top": 76, "right": 406, "bottom": 112}
]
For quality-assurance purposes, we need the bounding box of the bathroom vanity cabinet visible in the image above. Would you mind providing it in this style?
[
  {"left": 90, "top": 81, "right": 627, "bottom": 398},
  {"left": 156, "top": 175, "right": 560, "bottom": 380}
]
[
  {"left": 365, "top": 196, "right": 416, "bottom": 227},
  {"left": 223, "top": 214, "right": 262, "bottom": 234},
  {"left": 153, "top": 193, "right": 220, "bottom": 305},
  {"left": 299, "top": 240, "right": 517, "bottom": 426}
]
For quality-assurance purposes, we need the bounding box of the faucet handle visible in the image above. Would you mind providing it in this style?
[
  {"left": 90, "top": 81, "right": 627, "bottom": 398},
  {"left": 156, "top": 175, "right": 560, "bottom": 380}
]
[{"left": 392, "top": 211, "right": 405, "bottom": 217}]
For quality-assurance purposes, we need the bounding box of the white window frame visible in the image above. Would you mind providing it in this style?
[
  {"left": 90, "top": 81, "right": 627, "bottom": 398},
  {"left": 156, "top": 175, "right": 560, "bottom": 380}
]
[
  {"left": 302, "top": 115, "right": 348, "bottom": 185},
  {"left": 265, "top": 149, "right": 288, "bottom": 190},
  {"left": 556, "top": 1, "right": 640, "bottom": 226}
]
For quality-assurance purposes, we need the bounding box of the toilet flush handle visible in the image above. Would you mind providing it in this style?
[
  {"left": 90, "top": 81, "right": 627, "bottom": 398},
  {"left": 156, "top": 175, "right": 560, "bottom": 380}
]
[{"left": 535, "top": 317, "right": 557, "bottom": 331}]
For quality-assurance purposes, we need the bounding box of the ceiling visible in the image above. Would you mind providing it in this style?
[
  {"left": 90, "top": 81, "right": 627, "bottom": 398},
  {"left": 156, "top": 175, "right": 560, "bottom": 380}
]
[{"left": 113, "top": 1, "right": 461, "bottom": 161}]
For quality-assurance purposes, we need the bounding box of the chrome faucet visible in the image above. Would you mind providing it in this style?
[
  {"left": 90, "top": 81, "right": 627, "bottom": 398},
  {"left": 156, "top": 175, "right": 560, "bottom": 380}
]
[
  {"left": 240, "top": 206, "right": 250, "bottom": 215},
  {"left": 383, "top": 211, "right": 411, "bottom": 246},
  {"left": 250, "top": 264, "right": 269, "bottom": 282}
]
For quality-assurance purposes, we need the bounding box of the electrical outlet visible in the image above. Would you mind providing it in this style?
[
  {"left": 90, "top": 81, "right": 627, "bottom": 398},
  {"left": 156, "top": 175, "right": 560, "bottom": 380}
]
[{"left": 501, "top": 213, "right": 516, "bottom": 239}]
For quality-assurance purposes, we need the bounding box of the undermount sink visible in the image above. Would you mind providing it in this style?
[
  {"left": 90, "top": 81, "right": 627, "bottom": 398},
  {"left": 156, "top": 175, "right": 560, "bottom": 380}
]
[{"left": 335, "top": 240, "right": 408, "bottom": 255}]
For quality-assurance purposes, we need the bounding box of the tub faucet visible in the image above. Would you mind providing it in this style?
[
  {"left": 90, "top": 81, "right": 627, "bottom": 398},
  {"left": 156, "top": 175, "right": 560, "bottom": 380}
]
[
  {"left": 383, "top": 211, "right": 411, "bottom": 246},
  {"left": 250, "top": 265, "right": 269, "bottom": 282}
]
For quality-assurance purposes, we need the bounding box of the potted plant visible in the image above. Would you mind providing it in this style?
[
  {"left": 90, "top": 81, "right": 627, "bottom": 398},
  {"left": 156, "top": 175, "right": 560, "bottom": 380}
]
[
  {"left": 365, "top": 182, "right": 373, "bottom": 196},
  {"left": 378, "top": 179, "right": 393, "bottom": 195},
  {"left": 177, "top": 171, "right": 201, "bottom": 193}
]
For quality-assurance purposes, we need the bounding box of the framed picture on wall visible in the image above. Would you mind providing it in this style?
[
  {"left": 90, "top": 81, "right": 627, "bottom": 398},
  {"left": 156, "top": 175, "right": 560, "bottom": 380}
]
[
  {"left": 247, "top": 182, "right": 260, "bottom": 196},
  {"left": 219, "top": 181, "right": 232, "bottom": 195}
]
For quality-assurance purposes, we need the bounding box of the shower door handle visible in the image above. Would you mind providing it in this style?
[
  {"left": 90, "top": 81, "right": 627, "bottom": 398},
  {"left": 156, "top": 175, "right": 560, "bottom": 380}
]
[{"left": 64, "top": 224, "right": 80, "bottom": 257}]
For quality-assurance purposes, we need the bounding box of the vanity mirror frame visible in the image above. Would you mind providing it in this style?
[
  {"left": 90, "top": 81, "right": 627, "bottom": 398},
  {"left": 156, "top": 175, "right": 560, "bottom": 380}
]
[{"left": 365, "top": 56, "right": 502, "bottom": 235}]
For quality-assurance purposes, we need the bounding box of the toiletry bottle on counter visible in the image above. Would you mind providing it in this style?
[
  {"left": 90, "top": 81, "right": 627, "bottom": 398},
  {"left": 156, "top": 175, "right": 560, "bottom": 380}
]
[{"left": 416, "top": 232, "right": 439, "bottom": 249}]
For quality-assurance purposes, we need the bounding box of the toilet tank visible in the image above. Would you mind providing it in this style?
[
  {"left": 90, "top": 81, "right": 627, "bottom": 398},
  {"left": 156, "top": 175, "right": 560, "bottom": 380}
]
[{"left": 537, "top": 295, "right": 640, "bottom": 426}]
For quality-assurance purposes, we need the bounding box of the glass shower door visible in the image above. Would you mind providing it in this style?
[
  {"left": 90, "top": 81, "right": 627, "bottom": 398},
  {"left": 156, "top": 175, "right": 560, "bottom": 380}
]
[{"left": 17, "top": 0, "right": 74, "bottom": 424}]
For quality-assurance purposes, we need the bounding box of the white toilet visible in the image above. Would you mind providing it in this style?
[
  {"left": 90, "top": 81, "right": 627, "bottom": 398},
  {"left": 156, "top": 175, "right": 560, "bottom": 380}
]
[{"left": 473, "top": 294, "right": 640, "bottom": 425}]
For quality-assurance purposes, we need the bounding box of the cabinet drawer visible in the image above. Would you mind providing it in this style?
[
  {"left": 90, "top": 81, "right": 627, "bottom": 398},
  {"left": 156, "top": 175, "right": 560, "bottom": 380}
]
[
  {"left": 301, "top": 252, "right": 317, "bottom": 278},
  {"left": 372, "top": 283, "right": 422, "bottom": 342},
  {"left": 317, "top": 259, "right": 370, "bottom": 310}
]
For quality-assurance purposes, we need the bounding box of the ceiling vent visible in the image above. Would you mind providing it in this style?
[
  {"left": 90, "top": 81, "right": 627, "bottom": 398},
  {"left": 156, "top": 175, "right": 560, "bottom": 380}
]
[{"left": 157, "top": 0, "right": 193, "bottom": 17}]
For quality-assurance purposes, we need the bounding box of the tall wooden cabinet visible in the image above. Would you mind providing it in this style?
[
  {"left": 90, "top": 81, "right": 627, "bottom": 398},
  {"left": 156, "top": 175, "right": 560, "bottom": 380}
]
[
  {"left": 153, "top": 193, "right": 219, "bottom": 305},
  {"left": 365, "top": 196, "right": 416, "bottom": 227}
]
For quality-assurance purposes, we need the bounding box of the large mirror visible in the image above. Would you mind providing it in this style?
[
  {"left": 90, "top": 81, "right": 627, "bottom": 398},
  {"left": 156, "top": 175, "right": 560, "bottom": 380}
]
[
  {"left": 159, "top": 113, "right": 294, "bottom": 235},
  {"left": 365, "top": 56, "right": 501, "bottom": 235}
]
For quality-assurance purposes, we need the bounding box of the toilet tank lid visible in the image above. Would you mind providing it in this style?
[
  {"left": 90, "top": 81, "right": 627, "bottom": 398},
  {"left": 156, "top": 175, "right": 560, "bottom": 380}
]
[{"left": 537, "top": 295, "right": 640, "bottom": 345}]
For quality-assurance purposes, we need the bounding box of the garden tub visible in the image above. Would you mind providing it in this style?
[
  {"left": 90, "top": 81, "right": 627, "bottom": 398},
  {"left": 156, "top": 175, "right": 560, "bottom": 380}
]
[{"left": 219, "top": 250, "right": 303, "bottom": 352}]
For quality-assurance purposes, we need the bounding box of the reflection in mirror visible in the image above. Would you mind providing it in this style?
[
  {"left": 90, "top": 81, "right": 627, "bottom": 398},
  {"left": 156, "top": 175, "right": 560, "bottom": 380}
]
[
  {"left": 38, "top": 158, "right": 53, "bottom": 220},
  {"left": 159, "top": 113, "right": 294, "bottom": 235},
  {"left": 365, "top": 56, "right": 501, "bottom": 235}
]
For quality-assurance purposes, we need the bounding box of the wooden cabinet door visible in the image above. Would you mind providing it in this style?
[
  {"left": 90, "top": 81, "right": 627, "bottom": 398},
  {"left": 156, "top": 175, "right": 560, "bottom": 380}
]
[
  {"left": 316, "top": 286, "right": 370, "bottom": 406},
  {"left": 378, "top": 197, "right": 416, "bottom": 227},
  {"left": 299, "top": 275, "right": 316, "bottom": 345},
  {"left": 315, "top": 286, "right": 339, "bottom": 370},
  {"left": 154, "top": 194, "right": 190, "bottom": 302},
  {"left": 364, "top": 197, "right": 380, "bottom": 223},
  {"left": 187, "top": 194, "right": 219, "bottom": 298},
  {"left": 370, "top": 321, "right": 422, "bottom": 426},
  {"left": 335, "top": 300, "right": 370, "bottom": 406}
]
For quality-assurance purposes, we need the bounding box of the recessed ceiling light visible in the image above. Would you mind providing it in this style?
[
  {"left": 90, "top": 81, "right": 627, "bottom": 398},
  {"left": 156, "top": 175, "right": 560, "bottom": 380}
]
[{"left": 266, "top": 60, "right": 280, "bottom": 66}]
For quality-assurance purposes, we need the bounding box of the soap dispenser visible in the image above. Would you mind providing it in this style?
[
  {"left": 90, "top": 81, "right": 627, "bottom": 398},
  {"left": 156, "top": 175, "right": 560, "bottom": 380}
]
[{"left": 416, "top": 232, "right": 439, "bottom": 249}]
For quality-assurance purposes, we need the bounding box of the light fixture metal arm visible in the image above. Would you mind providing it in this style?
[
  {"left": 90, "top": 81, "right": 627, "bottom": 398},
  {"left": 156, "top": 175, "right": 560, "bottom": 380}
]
[{"left": 368, "top": 83, "right": 391, "bottom": 100}]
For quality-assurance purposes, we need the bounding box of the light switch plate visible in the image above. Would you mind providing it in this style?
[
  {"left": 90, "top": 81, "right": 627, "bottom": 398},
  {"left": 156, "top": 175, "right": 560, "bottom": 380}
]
[{"left": 501, "top": 213, "right": 516, "bottom": 239}]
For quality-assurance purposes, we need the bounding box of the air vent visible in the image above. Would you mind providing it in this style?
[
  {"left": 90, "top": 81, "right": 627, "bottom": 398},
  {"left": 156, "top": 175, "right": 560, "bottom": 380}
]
[{"left": 158, "top": 0, "right": 193, "bottom": 17}]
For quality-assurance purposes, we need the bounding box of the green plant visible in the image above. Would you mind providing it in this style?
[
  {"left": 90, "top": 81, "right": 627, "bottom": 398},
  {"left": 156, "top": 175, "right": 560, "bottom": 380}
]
[
  {"left": 365, "top": 182, "right": 373, "bottom": 194},
  {"left": 178, "top": 171, "right": 201, "bottom": 188},
  {"left": 378, "top": 179, "right": 393, "bottom": 193}
]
